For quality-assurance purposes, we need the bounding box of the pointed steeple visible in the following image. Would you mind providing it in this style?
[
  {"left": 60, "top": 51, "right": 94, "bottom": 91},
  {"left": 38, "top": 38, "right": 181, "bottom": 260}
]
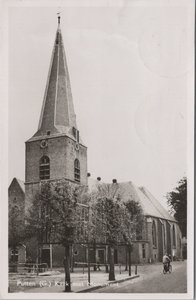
[{"left": 33, "top": 16, "right": 77, "bottom": 139}]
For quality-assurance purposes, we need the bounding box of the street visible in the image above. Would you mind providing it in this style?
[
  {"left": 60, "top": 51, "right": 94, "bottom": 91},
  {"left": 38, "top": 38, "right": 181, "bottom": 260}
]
[
  {"left": 95, "top": 261, "right": 187, "bottom": 293},
  {"left": 9, "top": 261, "right": 187, "bottom": 293}
]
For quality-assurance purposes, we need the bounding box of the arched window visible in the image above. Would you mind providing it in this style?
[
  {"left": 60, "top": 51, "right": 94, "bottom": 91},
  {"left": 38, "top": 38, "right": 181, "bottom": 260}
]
[
  {"left": 74, "top": 159, "right": 80, "bottom": 182},
  {"left": 162, "top": 224, "right": 166, "bottom": 249},
  {"left": 152, "top": 220, "right": 157, "bottom": 247},
  {"left": 173, "top": 224, "right": 176, "bottom": 248},
  {"left": 39, "top": 156, "right": 50, "bottom": 180}
]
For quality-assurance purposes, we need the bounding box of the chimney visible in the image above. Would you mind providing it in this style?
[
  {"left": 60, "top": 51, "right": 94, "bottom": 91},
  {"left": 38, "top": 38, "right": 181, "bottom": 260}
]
[
  {"left": 97, "top": 177, "right": 101, "bottom": 181},
  {"left": 112, "top": 179, "right": 117, "bottom": 183},
  {"left": 87, "top": 172, "right": 91, "bottom": 177}
]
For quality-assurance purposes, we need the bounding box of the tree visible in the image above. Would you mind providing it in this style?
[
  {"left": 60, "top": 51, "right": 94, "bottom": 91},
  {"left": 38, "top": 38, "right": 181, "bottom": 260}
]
[
  {"left": 89, "top": 183, "right": 144, "bottom": 280},
  {"left": 93, "top": 185, "right": 124, "bottom": 280},
  {"left": 26, "top": 179, "right": 82, "bottom": 292},
  {"left": 166, "top": 177, "right": 187, "bottom": 237},
  {"left": 122, "top": 199, "right": 144, "bottom": 272},
  {"left": 123, "top": 200, "right": 144, "bottom": 241},
  {"left": 9, "top": 204, "right": 25, "bottom": 262},
  {"left": 26, "top": 180, "right": 145, "bottom": 286}
]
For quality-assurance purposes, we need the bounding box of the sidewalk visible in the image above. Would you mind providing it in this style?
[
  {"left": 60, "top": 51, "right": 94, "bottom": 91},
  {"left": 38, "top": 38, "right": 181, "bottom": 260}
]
[{"left": 9, "top": 266, "right": 139, "bottom": 293}]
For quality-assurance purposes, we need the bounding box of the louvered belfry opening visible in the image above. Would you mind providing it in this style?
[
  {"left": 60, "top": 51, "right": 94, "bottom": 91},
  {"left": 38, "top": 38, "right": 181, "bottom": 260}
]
[{"left": 39, "top": 156, "right": 50, "bottom": 180}]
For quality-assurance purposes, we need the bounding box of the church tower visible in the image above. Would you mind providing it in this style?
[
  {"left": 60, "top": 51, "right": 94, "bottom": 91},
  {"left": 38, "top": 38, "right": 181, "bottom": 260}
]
[{"left": 25, "top": 16, "right": 87, "bottom": 207}]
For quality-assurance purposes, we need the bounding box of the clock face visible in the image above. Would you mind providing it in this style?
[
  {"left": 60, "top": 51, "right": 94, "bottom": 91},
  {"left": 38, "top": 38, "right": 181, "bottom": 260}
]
[
  {"left": 75, "top": 143, "right": 80, "bottom": 151},
  {"left": 40, "top": 140, "right": 48, "bottom": 149}
]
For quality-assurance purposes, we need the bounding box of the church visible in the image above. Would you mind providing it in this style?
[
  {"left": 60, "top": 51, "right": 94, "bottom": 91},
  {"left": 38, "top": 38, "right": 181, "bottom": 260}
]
[{"left": 9, "top": 17, "right": 182, "bottom": 268}]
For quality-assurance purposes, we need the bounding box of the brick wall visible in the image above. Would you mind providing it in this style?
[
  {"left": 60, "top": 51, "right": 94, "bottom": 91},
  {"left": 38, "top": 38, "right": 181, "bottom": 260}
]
[
  {"left": 26, "top": 135, "right": 87, "bottom": 185},
  {"left": 25, "top": 134, "right": 88, "bottom": 208},
  {"left": 25, "top": 182, "right": 40, "bottom": 214}
]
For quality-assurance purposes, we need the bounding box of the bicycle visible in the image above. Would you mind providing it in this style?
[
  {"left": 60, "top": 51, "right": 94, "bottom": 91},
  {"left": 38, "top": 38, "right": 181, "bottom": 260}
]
[{"left": 163, "top": 263, "right": 172, "bottom": 274}]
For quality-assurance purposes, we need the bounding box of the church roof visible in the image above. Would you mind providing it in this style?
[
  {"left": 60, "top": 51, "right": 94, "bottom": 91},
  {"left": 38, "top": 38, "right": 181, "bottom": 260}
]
[
  {"left": 9, "top": 178, "right": 25, "bottom": 193},
  {"left": 138, "top": 186, "right": 175, "bottom": 221},
  {"left": 88, "top": 178, "right": 176, "bottom": 222},
  {"left": 29, "top": 17, "right": 83, "bottom": 144}
]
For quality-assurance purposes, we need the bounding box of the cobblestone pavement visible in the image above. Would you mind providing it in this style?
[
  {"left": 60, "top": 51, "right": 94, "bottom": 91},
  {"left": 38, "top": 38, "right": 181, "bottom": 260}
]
[{"left": 95, "top": 260, "right": 187, "bottom": 293}]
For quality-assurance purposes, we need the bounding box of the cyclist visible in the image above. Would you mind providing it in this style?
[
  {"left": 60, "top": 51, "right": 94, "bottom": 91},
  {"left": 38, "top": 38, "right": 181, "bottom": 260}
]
[{"left": 162, "top": 253, "right": 171, "bottom": 272}]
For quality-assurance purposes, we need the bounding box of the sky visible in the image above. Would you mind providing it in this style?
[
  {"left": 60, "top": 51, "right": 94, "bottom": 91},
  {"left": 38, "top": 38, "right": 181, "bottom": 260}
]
[{"left": 8, "top": 0, "right": 194, "bottom": 209}]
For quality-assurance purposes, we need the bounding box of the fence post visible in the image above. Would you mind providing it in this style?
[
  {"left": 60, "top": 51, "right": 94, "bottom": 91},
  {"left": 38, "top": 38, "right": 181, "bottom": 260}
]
[{"left": 87, "top": 244, "right": 91, "bottom": 286}]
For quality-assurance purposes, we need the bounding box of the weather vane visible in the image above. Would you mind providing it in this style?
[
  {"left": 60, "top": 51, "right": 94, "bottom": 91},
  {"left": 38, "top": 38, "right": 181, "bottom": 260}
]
[{"left": 57, "top": 11, "right": 61, "bottom": 25}]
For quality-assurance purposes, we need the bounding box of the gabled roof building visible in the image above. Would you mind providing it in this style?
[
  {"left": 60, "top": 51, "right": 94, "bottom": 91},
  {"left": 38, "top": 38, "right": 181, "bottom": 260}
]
[{"left": 88, "top": 178, "right": 182, "bottom": 264}]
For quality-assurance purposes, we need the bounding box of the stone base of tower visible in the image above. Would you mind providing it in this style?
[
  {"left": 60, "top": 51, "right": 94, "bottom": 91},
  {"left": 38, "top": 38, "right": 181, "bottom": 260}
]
[{"left": 25, "top": 182, "right": 40, "bottom": 214}]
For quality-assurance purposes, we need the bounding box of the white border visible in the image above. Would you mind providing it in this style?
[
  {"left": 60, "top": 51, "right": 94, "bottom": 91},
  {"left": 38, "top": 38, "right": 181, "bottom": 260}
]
[{"left": 1, "top": 0, "right": 194, "bottom": 299}]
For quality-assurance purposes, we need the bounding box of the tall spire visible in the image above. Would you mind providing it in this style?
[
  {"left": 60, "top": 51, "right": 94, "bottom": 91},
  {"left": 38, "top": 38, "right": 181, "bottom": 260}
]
[{"left": 33, "top": 16, "right": 77, "bottom": 138}]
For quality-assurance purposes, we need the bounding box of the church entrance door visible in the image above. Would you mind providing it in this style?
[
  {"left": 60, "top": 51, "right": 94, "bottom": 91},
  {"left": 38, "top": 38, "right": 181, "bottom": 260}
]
[{"left": 41, "top": 248, "right": 50, "bottom": 268}]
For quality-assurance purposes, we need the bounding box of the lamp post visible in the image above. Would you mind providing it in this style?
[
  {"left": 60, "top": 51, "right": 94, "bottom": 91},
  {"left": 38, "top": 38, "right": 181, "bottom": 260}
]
[
  {"left": 87, "top": 205, "right": 90, "bottom": 285},
  {"left": 78, "top": 202, "right": 91, "bottom": 285},
  {"left": 125, "top": 247, "right": 128, "bottom": 271}
]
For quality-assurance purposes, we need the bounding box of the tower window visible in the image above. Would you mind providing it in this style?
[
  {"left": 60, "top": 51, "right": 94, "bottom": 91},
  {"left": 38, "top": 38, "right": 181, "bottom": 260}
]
[
  {"left": 40, "top": 156, "right": 50, "bottom": 180},
  {"left": 74, "top": 159, "right": 80, "bottom": 182}
]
